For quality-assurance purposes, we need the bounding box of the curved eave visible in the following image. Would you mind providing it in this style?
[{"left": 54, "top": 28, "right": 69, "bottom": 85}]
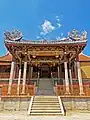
[
  {"left": 0, "top": 52, "right": 12, "bottom": 62},
  {"left": 4, "top": 39, "right": 87, "bottom": 46},
  {"left": 79, "top": 53, "right": 90, "bottom": 62}
]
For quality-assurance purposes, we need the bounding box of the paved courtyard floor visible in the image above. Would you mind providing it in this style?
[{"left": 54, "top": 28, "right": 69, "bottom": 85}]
[{"left": 0, "top": 111, "right": 90, "bottom": 120}]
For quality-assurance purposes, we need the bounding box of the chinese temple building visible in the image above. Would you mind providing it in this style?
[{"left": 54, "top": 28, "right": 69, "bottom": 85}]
[{"left": 0, "top": 30, "right": 90, "bottom": 115}]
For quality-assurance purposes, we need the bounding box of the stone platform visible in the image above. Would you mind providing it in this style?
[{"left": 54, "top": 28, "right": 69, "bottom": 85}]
[{"left": 0, "top": 96, "right": 90, "bottom": 111}]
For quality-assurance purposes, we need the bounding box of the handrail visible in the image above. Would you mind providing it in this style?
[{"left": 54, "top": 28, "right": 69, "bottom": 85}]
[
  {"left": 28, "top": 96, "right": 34, "bottom": 115},
  {"left": 51, "top": 72, "right": 54, "bottom": 85},
  {"left": 58, "top": 96, "right": 65, "bottom": 115}
]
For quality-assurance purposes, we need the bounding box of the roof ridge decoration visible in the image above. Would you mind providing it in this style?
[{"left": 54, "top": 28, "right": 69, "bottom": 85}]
[
  {"left": 4, "top": 29, "right": 87, "bottom": 44},
  {"left": 4, "top": 30, "right": 23, "bottom": 41},
  {"left": 68, "top": 29, "right": 87, "bottom": 41}
]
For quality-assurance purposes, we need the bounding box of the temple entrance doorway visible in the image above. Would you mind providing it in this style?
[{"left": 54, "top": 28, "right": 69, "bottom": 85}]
[
  {"left": 39, "top": 64, "right": 51, "bottom": 78},
  {"left": 36, "top": 63, "right": 54, "bottom": 95}
]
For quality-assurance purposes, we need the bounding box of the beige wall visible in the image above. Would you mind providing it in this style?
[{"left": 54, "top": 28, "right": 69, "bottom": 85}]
[{"left": 80, "top": 61, "right": 90, "bottom": 79}]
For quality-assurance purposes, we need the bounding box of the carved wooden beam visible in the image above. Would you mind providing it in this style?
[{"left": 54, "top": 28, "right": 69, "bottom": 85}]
[{"left": 15, "top": 52, "right": 21, "bottom": 62}]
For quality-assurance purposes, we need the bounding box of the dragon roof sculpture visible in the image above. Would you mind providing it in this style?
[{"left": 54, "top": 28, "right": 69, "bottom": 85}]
[
  {"left": 68, "top": 29, "right": 87, "bottom": 41},
  {"left": 4, "top": 30, "right": 23, "bottom": 41},
  {"left": 4, "top": 29, "right": 87, "bottom": 44}
]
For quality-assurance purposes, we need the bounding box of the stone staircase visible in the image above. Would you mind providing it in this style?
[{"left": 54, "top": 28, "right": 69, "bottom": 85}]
[{"left": 28, "top": 96, "right": 64, "bottom": 115}]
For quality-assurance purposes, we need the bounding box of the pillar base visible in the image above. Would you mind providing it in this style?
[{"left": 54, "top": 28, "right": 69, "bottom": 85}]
[
  {"left": 65, "top": 92, "right": 71, "bottom": 95},
  {"left": 79, "top": 92, "right": 85, "bottom": 96},
  {"left": 16, "top": 92, "right": 20, "bottom": 95},
  {"left": 21, "top": 92, "right": 26, "bottom": 95},
  {"left": 7, "top": 89, "right": 11, "bottom": 95},
  {"left": 7, "top": 92, "right": 11, "bottom": 95}
]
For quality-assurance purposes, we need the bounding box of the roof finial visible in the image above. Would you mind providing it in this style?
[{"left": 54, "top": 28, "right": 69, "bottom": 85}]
[{"left": 4, "top": 29, "right": 23, "bottom": 41}]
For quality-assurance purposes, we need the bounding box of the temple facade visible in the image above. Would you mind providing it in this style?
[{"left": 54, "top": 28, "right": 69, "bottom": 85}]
[{"left": 0, "top": 29, "right": 90, "bottom": 96}]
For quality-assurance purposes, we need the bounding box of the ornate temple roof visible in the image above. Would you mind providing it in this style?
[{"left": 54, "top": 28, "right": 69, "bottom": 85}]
[
  {"left": 3, "top": 29, "right": 88, "bottom": 64},
  {"left": 4, "top": 29, "right": 87, "bottom": 45}
]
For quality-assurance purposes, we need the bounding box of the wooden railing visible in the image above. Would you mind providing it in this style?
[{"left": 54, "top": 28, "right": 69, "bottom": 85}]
[
  {"left": 1, "top": 84, "right": 35, "bottom": 96},
  {"left": 56, "top": 84, "right": 90, "bottom": 96}
]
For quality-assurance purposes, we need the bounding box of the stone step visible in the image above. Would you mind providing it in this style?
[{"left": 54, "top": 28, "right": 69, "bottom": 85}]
[
  {"left": 34, "top": 99, "right": 58, "bottom": 101},
  {"left": 28, "top": 95, "right": 64, "bottom": 116},
  {"left": 31, "top": 107, "right": 60, "bottom": 110},
  {"left": 33, "top": 103, "right": 59, "bottom": 105},
  {"left": 34, "top": 98, "right": 57, "bottom": 99},
  {"left": 35, "top": 96, "right": 57, "bottom": 98},
  {"left": 30, "top": 112, "right": 63, "bottom": 115},
  {"left": 32, "top": 104, "right": 60, "bottom": 107},
  {"left": 34, "top": 98, "right": 58, "bottom": 100},
  {"left": 31, "top": 109, "right": 61, "bottom": 113},
  {"left": 33, "top": 101, "right": 59, "bottom": 103}
]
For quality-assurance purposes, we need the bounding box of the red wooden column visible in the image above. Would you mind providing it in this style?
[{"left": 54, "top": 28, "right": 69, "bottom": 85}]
[
  {"left": 21, "top": 61, "right": 27, "bottom": 94},
  {"left": 8, "top": 60, "right": 15, "bottom": 94},
  {"left": 74, "top": 60, "right": 77, "bottom": 79},
  {"left": 69, "top": 62, "right": 72, "bottom": 86},
  {"left": 76, "top": 54, "right": 84, "bottom": 95},
  {"left": 64, "top": 52, "right": 70, "bottom": 94},
  {"left": 69, "top": 61, "right": 73, "bottom": 94},
  {"left": 57, "top": 65, "right": 60, "bottom": 79},
  {"left": 17, "top": 62, "right": 22, "bottom": 95}
]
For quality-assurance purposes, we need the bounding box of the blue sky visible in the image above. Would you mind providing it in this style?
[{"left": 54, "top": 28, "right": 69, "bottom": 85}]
[{"left": 0, "top": 0, "right": 90, "bottom": 56}]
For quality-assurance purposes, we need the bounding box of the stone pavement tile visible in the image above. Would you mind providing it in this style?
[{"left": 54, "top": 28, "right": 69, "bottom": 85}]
[
  {"left": 41, "top": 116, "right": 66, "bottom": 120},
  {"left": 0, "top": 111, "right": 90, "bottom": 120},
  {"left": 29, "top": 116, "right": 43, "bottom": 120}
]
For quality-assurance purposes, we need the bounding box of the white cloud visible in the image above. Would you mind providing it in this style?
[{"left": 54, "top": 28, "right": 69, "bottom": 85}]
[
  {"left": 61, "top": 33, "right": 63, "bottom": 37},
  {"left": 56, "top": 16, "right": 59, "bottom": 18},
  {"left": 57, "top": 23, "right": 62, "bottom": 28},
  {"left": 57, "top": 18, "right": 60, "bottom": 22},
  {"left": 61, "top": 37, "right": 66, "bottom": 40},
  {"left": 37, "top": 36, "right": 40, "bottom": 39},
  {"left": 56, "top": 16, "right": 62, "bottom": 28},
  {"left": 40, "top": 32, "right": 44, "bottom": 35},
  {"left": 56, "top": 36, "right": 61, "bottom": 40},
  {"left": 56, "top": 33, "right": 64, "bottom": 40},
  {"left": 56, "top": 16, "right": 60, "bottom": 22},
  {"left": 56, "top": 36, "right": 66, "bottom": 41},
  {"left": 37, "top": 15, "right": 63, "bottom": 40},
  {"left": 41, "top": 20, "right": 55, "bottom": 35}
]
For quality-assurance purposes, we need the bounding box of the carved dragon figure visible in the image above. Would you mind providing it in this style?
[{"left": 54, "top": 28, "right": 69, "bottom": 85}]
[
  {"left": 68, "top": 29, "right": 87, "bottom": 41},
  {"left": 4, "top": 30, "right": 23, "bottom": 41}
]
